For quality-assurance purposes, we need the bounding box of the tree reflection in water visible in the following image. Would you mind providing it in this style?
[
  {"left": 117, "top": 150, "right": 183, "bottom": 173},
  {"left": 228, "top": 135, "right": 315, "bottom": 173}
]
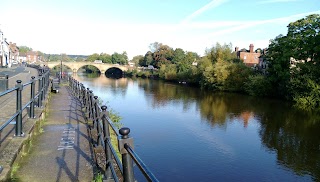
[{"left": 138, "top": 79, "right": 320, "bottom": 180}]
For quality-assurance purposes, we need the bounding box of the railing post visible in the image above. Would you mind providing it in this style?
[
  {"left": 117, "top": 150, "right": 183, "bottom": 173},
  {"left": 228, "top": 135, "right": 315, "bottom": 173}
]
[
  {"left": 101, "top": 105, "right": 113, "bottom": 180},
  {"left": 118, "top": 127, "right": 135, "bottom": 182},
  {"left": 80, "top": 83, "right": 85, "bottom": 105},
  {"left": 85, "top": 88, "right": 90, "bottom": 113},
  {"left": 93, "top": 96, "right": 99, "bottom": 124},
  {"left": 42, "top": 72, "right": 46, "bottom": 100},
  {"left": 38, "top": 74, "right": 43, "bottom": 107},
  {"left": 30, "top": 76, "right": 36, "bottom": 118},
  {"left": 88, "top": 90, "right": 94, "bottom": 119},
  {"left": 44, "top": 70, "right": 49, "bottom": 97},
  {"left": 5, "top": 74, "right": 9, "bottom": 90},
  {"left": 15, "top": 80, "right": 24, "bottom": 137},
  {"left": 77, "top": 81, "right": 81, "bottom": 99}
]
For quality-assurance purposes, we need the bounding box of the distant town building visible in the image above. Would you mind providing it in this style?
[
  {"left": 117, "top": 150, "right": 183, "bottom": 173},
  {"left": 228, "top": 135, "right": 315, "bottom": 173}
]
[
  {"left": 192, "top": 61, "right": 198, "bottom": 66},
  {"left": 9, "top": 42, "right": 19, "bottom": 63},
  {"left": 0, "top": 29, "right": 5, "bottom": 67},
  {"left": 19, "top": 53, "right": 27, "bottom": 62},
  {"left": 0, "top": 29, "right": 20, "bottom": 67},
  {"left": 128, "top": 62, "right": 134, "bottom": 67},
  {"left": 25, "top": 51, "right": 41, "bottom": 63},
  {"left": 94, "top": 60, "right": 103, "bottom": 64},
  {"left": 235, "top": 44, "right": 261, "bottom": 66},
  {"left": 290, "top": 57, "right": 311, "bottom": 68}
]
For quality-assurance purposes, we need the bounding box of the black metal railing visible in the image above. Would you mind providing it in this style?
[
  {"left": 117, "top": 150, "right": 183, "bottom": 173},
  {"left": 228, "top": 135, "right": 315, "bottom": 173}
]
[
  {"left": 0, "top": 66, "right": 50, "bottom": 137},
  {"left": 69, "top": 77, "right": 159, "bottom": 182}
]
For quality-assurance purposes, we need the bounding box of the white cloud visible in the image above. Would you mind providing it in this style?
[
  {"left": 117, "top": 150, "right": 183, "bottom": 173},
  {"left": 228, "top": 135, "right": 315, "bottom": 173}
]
[
  {"left": 180, "top": 0, "right": 229, "bottom": 24},
  {"left": 206, "top": 10, "right": 320, "bottom": 37}
]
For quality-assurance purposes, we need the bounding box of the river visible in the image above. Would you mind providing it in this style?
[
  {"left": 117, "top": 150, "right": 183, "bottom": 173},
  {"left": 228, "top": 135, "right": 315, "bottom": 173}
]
[{"left": 74, "top": 74, "right": 320, "bottom": 182}]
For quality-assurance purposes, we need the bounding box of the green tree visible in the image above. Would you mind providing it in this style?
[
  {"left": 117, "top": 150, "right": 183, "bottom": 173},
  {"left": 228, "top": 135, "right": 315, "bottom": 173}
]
[
  {"left": 18, "top": 46, "right": 32, "bottom": 54},
  {"left": 111, "top": 52, "right": 127, "bottom": 65},
  {"left": 265, "top": 34, "right": 291, "bottom": 98},
  {"left": 200, "top": 43, "right": 238, "bottom": 90},
  {"left": 142, "top": 51, "right": 154, "bottom": 66},
  {"left": 131, "top": 55, "right": 143, "bottom": 66},
  {"left": 153, "top": 44, "right": 174, "bottom": 68},
  {"left": 99, "top": 53, "right": 112, "bottom": 63},
  {"left": 266, "top": 14, "right": 320, "bottom": 110},
  {"left": 287, "top": 14, "right": 320, "bottom": 62},
  {"left": 205, "top": 43, "right": 236, "bottom": 63},
  {"left": 172, "top": 48, "right": 185, "bottom": 64},
  {"left": 86, "top": 53, "right": 100, "bottom": 62}
]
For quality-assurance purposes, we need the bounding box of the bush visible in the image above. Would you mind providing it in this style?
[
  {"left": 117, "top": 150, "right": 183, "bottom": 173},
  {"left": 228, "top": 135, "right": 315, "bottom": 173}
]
[
  {"left": 244, "top": 75, "right": 271, "bottom": 96},
  {"left": 224, "top": 63, "right": 252, "bottom": 92}
]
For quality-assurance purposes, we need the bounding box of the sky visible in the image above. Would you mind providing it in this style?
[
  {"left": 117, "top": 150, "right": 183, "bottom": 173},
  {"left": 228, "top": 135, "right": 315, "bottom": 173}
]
[{"left": 0, "top": 0, "right": 319, "bottom": 59}]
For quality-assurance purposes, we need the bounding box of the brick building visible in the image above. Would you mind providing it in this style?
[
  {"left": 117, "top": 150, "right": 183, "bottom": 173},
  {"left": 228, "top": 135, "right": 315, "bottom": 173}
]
[
  {"left": 235, "top": 44, "right": 261, "bottom": 66},
  {"left": 25, "top": 51, "right": 41, "bottom": 63},
  {"left": 9, "top": 42, "right": 19, "bottom": 63}
]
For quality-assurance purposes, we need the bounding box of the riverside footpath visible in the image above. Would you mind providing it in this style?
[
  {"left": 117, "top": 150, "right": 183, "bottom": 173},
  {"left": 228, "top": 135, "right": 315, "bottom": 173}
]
[
  {"left": 0, "top": 66, "right": 94, "bottom": 181},
  {"left": 11, "top": 84, "right": 94, "bottom": 181}
]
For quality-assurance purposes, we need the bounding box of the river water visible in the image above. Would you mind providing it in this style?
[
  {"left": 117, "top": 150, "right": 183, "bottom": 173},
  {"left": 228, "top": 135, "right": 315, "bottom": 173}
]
[{"left": 74, "top": 74, "right": 320, "bottom": 182}]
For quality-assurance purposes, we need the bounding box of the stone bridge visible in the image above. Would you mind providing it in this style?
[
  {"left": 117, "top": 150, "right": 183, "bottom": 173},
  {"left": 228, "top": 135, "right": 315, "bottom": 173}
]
[{"left": 45, "top": 61, "right": 129, "bottom": 74}]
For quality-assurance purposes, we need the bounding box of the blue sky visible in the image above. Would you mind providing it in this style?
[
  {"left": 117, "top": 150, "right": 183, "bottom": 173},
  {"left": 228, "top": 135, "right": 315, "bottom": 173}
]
[{"left": 0, "top": 0, "right": 319, "bottom": 59}]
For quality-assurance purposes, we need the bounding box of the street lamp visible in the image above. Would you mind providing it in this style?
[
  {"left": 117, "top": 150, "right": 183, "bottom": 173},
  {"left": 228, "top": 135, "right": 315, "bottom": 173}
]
[{"left": 60, "top": 54, "right": 62, "bottom": 81}]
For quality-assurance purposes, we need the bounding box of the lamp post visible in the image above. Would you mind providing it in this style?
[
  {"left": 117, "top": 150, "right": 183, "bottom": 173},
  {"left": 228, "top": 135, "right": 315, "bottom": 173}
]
[{"left": 60, "top": 54, "right": 62, "bottom": 81}]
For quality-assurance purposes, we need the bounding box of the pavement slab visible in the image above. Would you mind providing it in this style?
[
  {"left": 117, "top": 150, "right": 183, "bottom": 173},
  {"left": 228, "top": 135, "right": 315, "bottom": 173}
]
[{"left": 13, "top": 85, "right": 94, "bottom": 182}]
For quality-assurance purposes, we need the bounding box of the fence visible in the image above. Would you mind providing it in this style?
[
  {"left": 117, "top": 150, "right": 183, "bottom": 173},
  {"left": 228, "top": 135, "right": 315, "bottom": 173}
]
[
  {"left": 0, "top": 66, "right": 50, "bottom": 137},
  {"left": 69, "top": 77, "right": 159, "bottom": 182}
]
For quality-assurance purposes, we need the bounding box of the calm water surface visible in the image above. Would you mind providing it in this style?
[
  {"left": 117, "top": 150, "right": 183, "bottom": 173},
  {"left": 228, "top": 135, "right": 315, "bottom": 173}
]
[{"left": 74, "top": 74, "right": 320, "bottom": 182}]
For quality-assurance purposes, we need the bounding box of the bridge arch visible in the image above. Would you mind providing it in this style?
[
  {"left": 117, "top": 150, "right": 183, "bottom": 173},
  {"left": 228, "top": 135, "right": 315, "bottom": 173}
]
[
  {"left": 77, "top": 65, "right": 102, "bottom": 74},
  {"left": 105, "top": 67, "right": 124, "bottom": 78},
  {"left": 50, "top": 63, "right": 73, "bottom": 73}
]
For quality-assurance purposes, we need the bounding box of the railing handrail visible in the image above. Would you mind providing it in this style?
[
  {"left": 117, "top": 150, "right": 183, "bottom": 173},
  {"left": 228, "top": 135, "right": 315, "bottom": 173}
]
[
  {"left": 0, "top": 87, "right": 18, "bottom": 97},
  {"left": 69, "top": 76, "right": 159, "bottom": 182},
  {"left": 125, "top": 143, "right": 159, "bottom": 182}
]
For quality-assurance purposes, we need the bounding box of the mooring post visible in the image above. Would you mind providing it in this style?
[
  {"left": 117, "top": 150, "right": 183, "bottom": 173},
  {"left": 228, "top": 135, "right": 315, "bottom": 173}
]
[
  {"left": 118, "top": 127, "right": 135, "bottom": 182},
  {"left": 30, "top": 76, "right": 36, "bottom": 118},
  {"left": 15, "top": 80, "right": 24, "bottom": 137}
]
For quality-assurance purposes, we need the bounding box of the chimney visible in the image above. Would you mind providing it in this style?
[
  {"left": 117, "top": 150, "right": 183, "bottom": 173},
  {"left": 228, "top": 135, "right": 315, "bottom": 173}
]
[
  {"left": 249, "top": 44, "right": 254, "bottom": 53},
  {"left": 235, "top": 46, "right": 239, "bottom": 52}
]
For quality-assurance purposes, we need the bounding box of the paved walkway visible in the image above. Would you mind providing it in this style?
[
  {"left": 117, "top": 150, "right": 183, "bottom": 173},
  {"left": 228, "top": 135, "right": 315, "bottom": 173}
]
[{"left": 13, "top": 85, "right": 94, "bottom": 182}]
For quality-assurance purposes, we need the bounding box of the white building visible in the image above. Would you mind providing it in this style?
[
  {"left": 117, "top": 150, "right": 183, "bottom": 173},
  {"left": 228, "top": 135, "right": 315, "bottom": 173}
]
[
  {"left": 0, "top": 29, "right": 12, "bottom": 67},
  {"left": 0, "top": 29, "right": 5, "bottom": 67}
]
